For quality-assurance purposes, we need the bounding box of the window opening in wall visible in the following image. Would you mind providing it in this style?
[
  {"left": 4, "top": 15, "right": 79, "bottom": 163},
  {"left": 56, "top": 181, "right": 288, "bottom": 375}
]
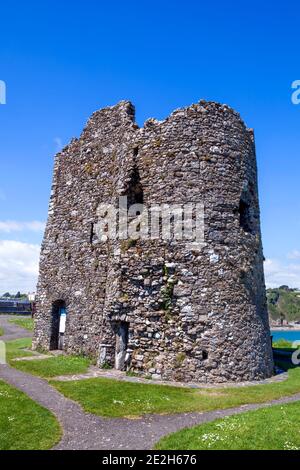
[
  {"left": 202, "top": 350, "right": 208, "bottom": 360},
  {"left": 239, "top": 199, "right": 252, "bottom": 233}
]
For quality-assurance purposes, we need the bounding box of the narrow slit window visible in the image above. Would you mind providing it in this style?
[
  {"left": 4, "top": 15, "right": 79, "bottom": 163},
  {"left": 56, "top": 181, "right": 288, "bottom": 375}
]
[
  {"left": 127, "top": 162, "right": 143, "bottom": 206},
  {"left": 90, "top": 222, "right": 94, "bottom": 244},
  {"left": 239, "top": 199, "right": 252, "bottom": 233}
]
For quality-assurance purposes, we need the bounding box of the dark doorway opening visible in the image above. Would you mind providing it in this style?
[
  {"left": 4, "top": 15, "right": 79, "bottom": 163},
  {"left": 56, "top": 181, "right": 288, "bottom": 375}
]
[
  {"left": 113, "top": 321, "right": 129, "bottom": 370},
  {"left": 50, "top": 300, "right": 66, "bottom": 350}
]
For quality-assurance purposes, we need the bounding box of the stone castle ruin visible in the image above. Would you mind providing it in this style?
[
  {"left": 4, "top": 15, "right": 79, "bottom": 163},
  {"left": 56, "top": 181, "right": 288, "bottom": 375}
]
[{"left": 33, "top": 100, "right": 274, "bottom": 383}]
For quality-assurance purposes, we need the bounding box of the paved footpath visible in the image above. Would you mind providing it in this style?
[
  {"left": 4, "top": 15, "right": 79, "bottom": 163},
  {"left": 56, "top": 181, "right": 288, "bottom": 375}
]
[
  {"left": 1, "top": 314, "right": 300, "bottom": 450},
  {"left": 0, "top": 315, "right": 32, "bottom": 342}
]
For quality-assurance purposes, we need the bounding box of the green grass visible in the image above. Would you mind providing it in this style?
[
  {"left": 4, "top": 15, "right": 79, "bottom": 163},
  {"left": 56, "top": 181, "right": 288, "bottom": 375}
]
[
  {"left": 0, "top": 327, "right": 3, "bottom": 336},
  {"left": 4, "top": 338, "right": 91, "bottom": 378},
  {"left": 9, "top": 317, "right": 34, "bottom": 331},
  {"left": 6, "top": 338, "right": 33, "bottom": 363},
  {"left": 12, "top": 355, "right": 91, "bottom": 378},
  {"left": 52, "top": 378, "right": 205, "bottom": 417},
  {"left": 51, "top": 367, "right": 300, "bottom": 418},
  {"left": 0, "top": 380, "right": 61, "bottom": 450},
  {"left": 155, "top": 401, "right": 300, "bottom": 450},
  {"left": 273, "top": 338, "right": 294, "bottom": 349}
]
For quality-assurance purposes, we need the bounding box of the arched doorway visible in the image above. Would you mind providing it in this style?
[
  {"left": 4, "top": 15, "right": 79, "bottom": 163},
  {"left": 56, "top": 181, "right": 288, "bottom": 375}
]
[{"left": 50, "top": 300, "right": 67, "bottom": 350}]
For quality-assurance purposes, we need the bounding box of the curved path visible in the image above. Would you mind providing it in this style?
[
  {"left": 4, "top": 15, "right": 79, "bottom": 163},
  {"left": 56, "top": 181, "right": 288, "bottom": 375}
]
[
  {"left": 1, "top": 315, "right": 300, "bottom": 450},
  {"left": 0, "top": 314, "right": 32, "bottom": 342},
  {"left": 1, "top": 364, "right": 300, "bottom": 450}
]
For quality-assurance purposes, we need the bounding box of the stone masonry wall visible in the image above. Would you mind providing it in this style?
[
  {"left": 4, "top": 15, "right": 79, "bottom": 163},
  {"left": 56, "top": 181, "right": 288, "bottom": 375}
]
[{"left": 33, "top": 100, "right": 274, "bottom": 383}]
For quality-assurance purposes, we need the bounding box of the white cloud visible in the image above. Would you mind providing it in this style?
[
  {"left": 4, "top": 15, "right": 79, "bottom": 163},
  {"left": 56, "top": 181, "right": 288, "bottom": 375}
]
[
  {"left": 264, "top": 258, "right": 300, "bottom": 289},
  {"left": 0, "top": 220, "right": 45, "bottom": 233},
  {"left": 0, "top": 240, "right": 40, "bottom": 293},
  {"left": 287, "top": 250, "right": 300, "bottom": 260}
]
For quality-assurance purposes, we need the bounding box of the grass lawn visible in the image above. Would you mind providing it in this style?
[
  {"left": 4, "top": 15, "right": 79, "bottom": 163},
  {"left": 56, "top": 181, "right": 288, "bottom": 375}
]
[
  {"left": 0, "top": 380, "right": 61, "bottom": 450},
  {"left": 155, "top": 401, "right": 300, "bottom": 450},
  {"left": 0, "top": 327, "right": 3, "bottom": 336},
  {"left": 51, "top": 368, "right": 300, "bottom": 418},
  {"left": 9, "top": 317, "right": 34, "bottom": 331},
  {"left": 5, "top": 339, "right": 91, "bottom": 378},
  {"left": 6, "top": 338, "right": 34, "bottom": 363},
  {"left": 12, "top": 355, "right": 91, "bottom": 378},
  {"left": 273, "top": 339, "right": 295, "bottom": 349}
]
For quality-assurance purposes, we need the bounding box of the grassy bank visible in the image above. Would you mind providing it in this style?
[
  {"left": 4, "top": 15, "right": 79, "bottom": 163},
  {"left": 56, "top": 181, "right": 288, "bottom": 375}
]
[
  {"left": 13, "top": 355, "right": 91, "bottom": 378},
  {"left": 6, "top": 339, "right": 300, "bottom": 420},
  {"left": 51, "top": 368, "right": 300, "bottom": 418},
  {"left": 9, "top": 317, "right": 34, "bottom": 331},
  {"left": 155, "top": 401, "right": 300, "bottom": 450},
  {"left": 6, "top": 338, "right": 33, "bottom": 362},
  {"left": 0, "top": 380, "right": 61, "bottom": 450},
  {"left": 268, "top": 287, "right": 300, "bottom": 323},
  {"left": 5, "top": 339, "right": 90, "bottom": 377},
  {"left": 273, "top": 338, "right": 295, "bottom": 349}
]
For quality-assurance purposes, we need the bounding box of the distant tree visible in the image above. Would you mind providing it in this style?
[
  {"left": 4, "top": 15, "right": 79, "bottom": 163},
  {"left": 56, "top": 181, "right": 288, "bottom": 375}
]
[
  {"left": 15, "top": 291, "right": 21, "bottom": 298},
  {"left": 279, "top": 285, "right": 290, "bottom": 291},
  {"left": 3, "top": 292, "right": 11, "bottom": 298},
  {"left": 268, "top": 290, "right": 279, "bottom": 305},
  {"left": 280, "top": 313, "right": 285, "bottom": 326}
]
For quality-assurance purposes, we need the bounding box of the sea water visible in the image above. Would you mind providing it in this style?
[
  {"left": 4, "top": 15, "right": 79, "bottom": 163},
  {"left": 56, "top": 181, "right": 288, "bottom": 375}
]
[{"left": 271, "top": 330, "right": 300, "bottom": 343}]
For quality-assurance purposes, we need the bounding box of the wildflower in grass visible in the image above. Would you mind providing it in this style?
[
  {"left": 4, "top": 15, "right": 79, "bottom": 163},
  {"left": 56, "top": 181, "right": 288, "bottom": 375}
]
[
  {"left": 112, "top": 399, "right": 124, "bottom": 405},
  {"left": 284, "top": 441, "right": 299, "bottom": 450},
  {"left": 200, "top": 432, "right": 224, "bottom": 448}
]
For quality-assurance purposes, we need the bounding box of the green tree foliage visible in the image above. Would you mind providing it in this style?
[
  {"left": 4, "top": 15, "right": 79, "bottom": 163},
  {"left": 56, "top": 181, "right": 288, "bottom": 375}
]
[{"left": 267, "top": 287, "right": 300, "bottom": 322}]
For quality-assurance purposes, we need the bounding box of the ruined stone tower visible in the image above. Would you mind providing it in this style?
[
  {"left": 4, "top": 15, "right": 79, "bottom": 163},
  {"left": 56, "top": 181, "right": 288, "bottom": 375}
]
[{"left": 33, "top": 100, "right": 274, "bottom": 383}]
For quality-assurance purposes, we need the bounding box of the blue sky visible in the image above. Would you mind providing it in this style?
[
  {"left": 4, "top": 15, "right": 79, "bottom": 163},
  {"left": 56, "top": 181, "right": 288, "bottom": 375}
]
[{"left": 0, "top": 1, "right": 299, "bottom": 292}]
